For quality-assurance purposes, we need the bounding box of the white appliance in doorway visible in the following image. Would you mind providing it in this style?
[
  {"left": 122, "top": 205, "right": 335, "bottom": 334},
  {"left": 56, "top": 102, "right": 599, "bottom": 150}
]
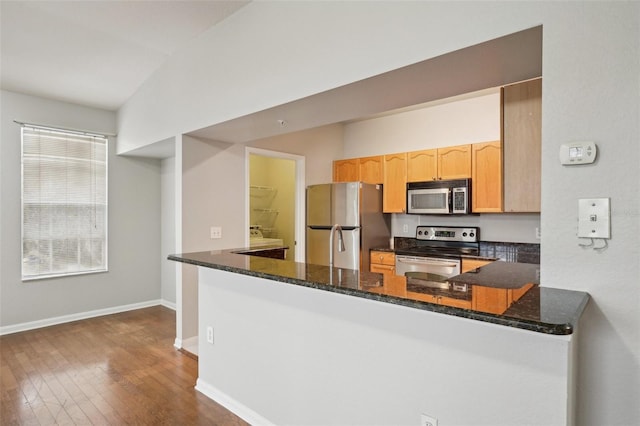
[{"left": 249, "top": 225, "right": 284, "bottom": 248}]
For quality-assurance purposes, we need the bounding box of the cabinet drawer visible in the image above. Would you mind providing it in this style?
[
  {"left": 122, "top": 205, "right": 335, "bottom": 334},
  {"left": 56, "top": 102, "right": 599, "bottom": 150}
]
[
  {"left": 370, "top": 251, "right": 395, "bottom": 266},
  {"left": 370, "top": 263, "right": 394, "bottom": 274}
]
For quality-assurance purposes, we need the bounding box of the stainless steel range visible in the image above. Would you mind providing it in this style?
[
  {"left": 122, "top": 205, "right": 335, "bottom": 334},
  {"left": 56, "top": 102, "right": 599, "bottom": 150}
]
[{"left": 395, "top": 226, "right": 479, "bottom": 291}]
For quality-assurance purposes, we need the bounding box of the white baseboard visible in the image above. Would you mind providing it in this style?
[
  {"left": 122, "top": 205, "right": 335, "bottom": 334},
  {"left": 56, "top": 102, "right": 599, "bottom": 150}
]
[
  {"left": 174, "top": 337, "right": 183, "bottom": 350},
  {"left": 182, "top": 335, "right": 198, "bottom": 352},
  {"left": 0, "top": 299, "right": 163, "bottom": 336},
  {"left": 160, "top": 299, "right": 176, "bottom": 310},
  {"left": 195, "top": 378, "right": 274, "bottom": 426}
]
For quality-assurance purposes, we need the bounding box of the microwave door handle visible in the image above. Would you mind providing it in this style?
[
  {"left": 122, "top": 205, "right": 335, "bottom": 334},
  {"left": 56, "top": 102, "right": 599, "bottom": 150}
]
[{"left": 448, "top": 188, "right": 453, "bottom": 212}]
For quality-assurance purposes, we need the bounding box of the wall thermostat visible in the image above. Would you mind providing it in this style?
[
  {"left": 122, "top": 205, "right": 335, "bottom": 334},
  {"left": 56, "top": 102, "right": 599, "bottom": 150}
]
[{"left": 560, "top": 141, "right": 597, "bottom": 165}]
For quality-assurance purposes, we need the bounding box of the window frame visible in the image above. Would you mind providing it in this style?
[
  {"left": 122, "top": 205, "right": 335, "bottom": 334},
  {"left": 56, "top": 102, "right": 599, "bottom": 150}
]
[{"left": 21, "top": 124, "right": 109, "bottom": 281}]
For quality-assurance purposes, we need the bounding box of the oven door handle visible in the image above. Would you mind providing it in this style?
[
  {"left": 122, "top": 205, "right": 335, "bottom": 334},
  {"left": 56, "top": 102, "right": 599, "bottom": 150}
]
[{"left": 396, "top": 257, "right": 459, "bottom": 268}]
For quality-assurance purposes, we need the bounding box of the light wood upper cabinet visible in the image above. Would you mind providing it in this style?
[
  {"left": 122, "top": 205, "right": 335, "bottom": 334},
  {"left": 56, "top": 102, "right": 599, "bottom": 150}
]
[
  {"left": 437, "top": 144, "right": 472, "bottom": 180},
  {"left": 383, "top": 153, "right": 407, "bottom": 213},
  {"left": 408, "top": 146, "right": 470, "bottom": 182},
  {"left": 358, "top": 155, "right": 384, "bottom": 184},
  {"left": 472, "top": 141, "right": 503, "bottom": 213},
  {"left": 407, "top": 149, "right": 438, "bottom": 182},
  {"left": 333, "top": 158, "right": 359, "bottom": 182},
  {"left": 502, "top": 78, "right": 541, "bottom": 212}
]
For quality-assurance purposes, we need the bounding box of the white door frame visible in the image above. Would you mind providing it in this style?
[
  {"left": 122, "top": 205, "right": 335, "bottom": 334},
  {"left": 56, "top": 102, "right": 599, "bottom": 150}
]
[{"left": 245, "top": 147, "right": 306, "bottom": 262}]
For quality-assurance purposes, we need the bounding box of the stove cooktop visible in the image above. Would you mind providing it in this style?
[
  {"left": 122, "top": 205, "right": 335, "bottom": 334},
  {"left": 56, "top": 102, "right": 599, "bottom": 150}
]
[
  {"left": 395, "top": 245, "right": 479, "bottom": 257},
  {"left": 396, "top": 226, "right": 480, "bottom": 258}
]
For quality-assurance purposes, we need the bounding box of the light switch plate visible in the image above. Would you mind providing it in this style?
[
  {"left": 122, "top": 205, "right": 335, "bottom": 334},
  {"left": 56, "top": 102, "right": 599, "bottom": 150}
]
[{"left": 578, "top": 198, "right": 610, "bottom": 238}]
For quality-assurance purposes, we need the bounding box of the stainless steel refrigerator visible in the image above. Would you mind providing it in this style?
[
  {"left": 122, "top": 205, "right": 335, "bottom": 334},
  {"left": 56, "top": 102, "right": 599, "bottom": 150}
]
[{"left": 306, "top": 182, "right": 390, "bottom": 271}]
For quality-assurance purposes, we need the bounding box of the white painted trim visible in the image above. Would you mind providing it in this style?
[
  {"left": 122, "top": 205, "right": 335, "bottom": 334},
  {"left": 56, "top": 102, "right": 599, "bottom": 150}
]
[
  {"left": 0, "top": 299, "right": 162, "bottom": 336},
  {"left": 195, "top": 378, "right": 275, "bottom": 426},
  {"left": 175, "top": 135, "right": 184, "bottom": 345},
  {"left": 245, "top": 147, "right": 306, "bottom": 262},
  {"left": 182, "top": 335, "right": 198, "bottom": 356},
  {"left": 160, "top": 299, "right": 176, "bottom": 310}
]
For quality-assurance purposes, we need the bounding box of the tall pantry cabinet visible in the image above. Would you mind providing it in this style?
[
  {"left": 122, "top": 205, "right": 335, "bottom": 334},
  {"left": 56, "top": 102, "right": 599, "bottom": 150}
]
[{"left": 502, "top": 78, "right": 542, "bottom": 212}]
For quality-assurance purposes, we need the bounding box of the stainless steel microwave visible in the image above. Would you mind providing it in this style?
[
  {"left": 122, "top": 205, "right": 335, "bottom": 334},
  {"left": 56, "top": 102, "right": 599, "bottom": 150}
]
[{"left": 406, "top": 179, "right": 471, "bottom": 214}]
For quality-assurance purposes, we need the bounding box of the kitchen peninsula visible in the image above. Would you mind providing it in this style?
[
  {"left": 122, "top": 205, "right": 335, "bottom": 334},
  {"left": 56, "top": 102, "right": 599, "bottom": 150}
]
[{"left": 169, "top": 249, "right": 588, "bottom": 425}]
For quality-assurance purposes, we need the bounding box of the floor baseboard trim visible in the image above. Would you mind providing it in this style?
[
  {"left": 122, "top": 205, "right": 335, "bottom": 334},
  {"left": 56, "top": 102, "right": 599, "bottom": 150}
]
[
  {"left": 160, "top": 299, "right": 176, "bottom": 310},
  {"left": 0, "top": 299, "right": 163, "bottom": 336},
  {"left": 195, "top": 379, "right": 274, "bottom": 426}
]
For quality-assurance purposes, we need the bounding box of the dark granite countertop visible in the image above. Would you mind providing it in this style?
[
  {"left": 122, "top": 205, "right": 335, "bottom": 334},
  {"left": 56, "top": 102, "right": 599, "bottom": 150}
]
[
  {"left": 169, "top": 248, "right": 589, "bottom": 336},
  {"left": 449, "top": 261, "right": 540, "bottom": 289}
]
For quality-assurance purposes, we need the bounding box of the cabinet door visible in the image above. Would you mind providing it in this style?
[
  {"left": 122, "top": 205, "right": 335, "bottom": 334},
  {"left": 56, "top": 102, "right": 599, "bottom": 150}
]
[
  {"left": 333, "top": 158, "right": 359, "bottom": 182},
  {"left": 472, "top": 141, "right": 503, "bottom": 213},
  {"left": 383, "top": 153, "right": 407, "bottom": 213},
  {"left": 370, "top": 251, "right": 395, "bottom": 266},
  {"left": 370, "top": 263, "right": 394, "bottom": 274},
  {"left": 503, "top": 78, "right": 541, "bottom": 212},
  {"left": 407, "top": 149, "right": 438, "bottom": 182},
  {"left": 438, "top": 296, "right": 472, "bottom": 309},
  {"left": 461, "top": 258, "right": 493, "bottom": 273},
  {"left": 437, "top": 144, "right": 472, "bottom": 179},
  {"left": 472, "top": 286, "right": 509, "bottom": 315},
  {"left": 359, "top": 156, "right": 384, "bottom": 184}
]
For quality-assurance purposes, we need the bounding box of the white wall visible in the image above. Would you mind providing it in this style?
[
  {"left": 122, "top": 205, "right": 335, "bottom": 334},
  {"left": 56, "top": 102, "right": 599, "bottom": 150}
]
[
  {"left": 248, "top": 124, "right": 343, "bottom": 186},
  {"left": 178, "top": 126, "right": 343, "bottom": 341},
  {"left": 0, "top": 90, "right": 162, "bottom": 329},
  {"left": 343, "top": 91, "right": 501, "bottom": 157},
  {"left": 198, "top": 268, "right": 575, "bottom": 426},
  {"left": 161, "top": 156, "right": 176, "bottom": 306},
  {"left": 117, "top": 2, "right": 639, "bottom": 425}
]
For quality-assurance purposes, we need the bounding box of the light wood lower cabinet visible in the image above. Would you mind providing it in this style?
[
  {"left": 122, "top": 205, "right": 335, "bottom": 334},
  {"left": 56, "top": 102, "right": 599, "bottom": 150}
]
[
  {"left": 369, "top": 251, "right": 406, "bottom": 297},
  {"left": 462, "top": 258, "right": 534, "bottom": 315},
  {"left": 370, "top": 255, "right": 533, "bottom": 314},
  {"left": 461, "top": 258, "right": 493, "bottom": 273},
  {"left": 406, "top": 291, "right": 472, "bottom": 309}
]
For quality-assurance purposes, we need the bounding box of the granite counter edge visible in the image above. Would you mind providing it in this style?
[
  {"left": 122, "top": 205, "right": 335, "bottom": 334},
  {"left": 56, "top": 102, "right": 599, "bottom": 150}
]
[{"left": 168, "top": 253, "right": 589, "bottom": 336}]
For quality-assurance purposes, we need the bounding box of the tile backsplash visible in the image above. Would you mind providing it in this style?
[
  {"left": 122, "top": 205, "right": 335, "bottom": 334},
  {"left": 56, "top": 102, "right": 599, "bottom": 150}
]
[{"left": 479, "top": 241, "right": 540, "bottom": 264}]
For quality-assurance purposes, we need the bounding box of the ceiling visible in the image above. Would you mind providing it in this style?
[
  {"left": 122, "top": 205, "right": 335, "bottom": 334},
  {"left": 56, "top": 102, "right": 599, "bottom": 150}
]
[
  {"left": 0, "top": 0, "right": 249, "bottom": 111},
  {"left": 189, "top": 26, "right": 542, "bottom": 144}
]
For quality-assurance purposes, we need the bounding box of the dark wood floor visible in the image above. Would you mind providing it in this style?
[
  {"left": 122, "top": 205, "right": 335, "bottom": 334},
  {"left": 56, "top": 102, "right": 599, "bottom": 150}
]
[{"left": 0, "top": 306, "right": 248, "bottom": 425}]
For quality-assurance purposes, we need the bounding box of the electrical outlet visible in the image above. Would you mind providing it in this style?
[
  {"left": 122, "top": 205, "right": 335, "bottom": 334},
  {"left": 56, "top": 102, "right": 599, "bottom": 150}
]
[
  {"left": 535, "top": 227, "right": 541, "bottom": 239},
  {"left": 210, "top": 226, "right": 222, "bottom": 239},
  {"left": 403, "top": 224, "right": 409, "bottom": 233},
  {"left": 206, "top": 326, "right": 214, "bottom": 344},
  {"left": 421, "top": 414, "right": 438, "bottom": 426}
]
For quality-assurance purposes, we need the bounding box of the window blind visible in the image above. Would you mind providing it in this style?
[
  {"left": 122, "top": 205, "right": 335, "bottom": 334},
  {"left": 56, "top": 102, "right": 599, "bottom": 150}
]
[{"left": 21, "top": 125, "right": 108, "bottom": 280}]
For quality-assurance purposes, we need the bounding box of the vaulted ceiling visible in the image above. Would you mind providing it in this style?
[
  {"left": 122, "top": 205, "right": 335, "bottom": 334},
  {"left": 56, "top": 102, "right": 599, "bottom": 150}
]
[{"left": 0, "top": 1, "right": 249, "bottom": 111}]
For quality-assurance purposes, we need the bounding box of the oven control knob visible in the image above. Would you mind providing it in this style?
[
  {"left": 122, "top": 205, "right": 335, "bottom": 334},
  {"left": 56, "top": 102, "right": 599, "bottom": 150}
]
[
  {"left": 418, "top": 230, "right": 423, "bottom": 235},
  {"left": 470, "top": 232, "right": 475, "bottom": 237},
  {"left": 462, "top": 232, "right": 468, "bottom": 237}
]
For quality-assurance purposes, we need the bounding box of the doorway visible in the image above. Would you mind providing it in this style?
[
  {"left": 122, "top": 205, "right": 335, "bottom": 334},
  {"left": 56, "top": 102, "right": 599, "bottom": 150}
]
[{"left": 246, "top": 147, "right": 305, "bottom": 262}]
